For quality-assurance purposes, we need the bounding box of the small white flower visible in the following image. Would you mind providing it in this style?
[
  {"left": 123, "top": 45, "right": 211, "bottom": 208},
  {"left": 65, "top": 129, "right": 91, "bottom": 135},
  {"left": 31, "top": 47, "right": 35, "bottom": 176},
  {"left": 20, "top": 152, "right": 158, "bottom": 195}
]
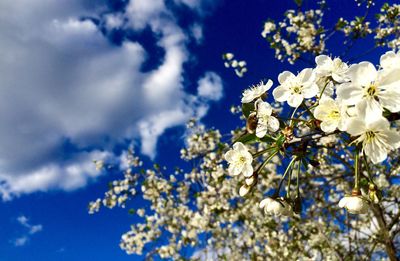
[
  {"left": 259, "top": 197, "right": 293, "bottom": 217},
  {"left": 315, "top": 55, "right": 349, "bottom": 83},
  {"left": 273, "top": 68, "right": 319, "bottom": 108},
  {"left": 261, "top": 21, "right": 276, "bottom": 38},
  {"left": 346, "top": 115, "right": 400, "bottom": 164},
  {"left": 241, "top": 80, "right": 273, "bottom": 103},
  {"left": 336, "top": 61, "right": 400, "bottom": 120},
  {"left": 255, "top": 99, "right": 280, "bottom": 138},
  {"left": 224, "top": 142, "right": 253, "bottom": 177},
  {"left": 375, "top": 174, "right": 389, "bottom": 188},
  {"left": 313, "top": 97, "right": 347, "bottom": 133},
  {"left": 223, "top": 53, "right": 234, "bottom": 60},
  {"left": 338, "top": 196, "right": 369, "bottom": 214}
]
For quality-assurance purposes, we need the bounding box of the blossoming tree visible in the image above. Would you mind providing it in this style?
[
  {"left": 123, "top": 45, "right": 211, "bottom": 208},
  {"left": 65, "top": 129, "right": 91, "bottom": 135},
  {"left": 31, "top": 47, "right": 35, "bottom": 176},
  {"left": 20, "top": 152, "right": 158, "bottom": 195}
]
[{"left": 89, "top": 1, "right": 400, "bottom": 260}]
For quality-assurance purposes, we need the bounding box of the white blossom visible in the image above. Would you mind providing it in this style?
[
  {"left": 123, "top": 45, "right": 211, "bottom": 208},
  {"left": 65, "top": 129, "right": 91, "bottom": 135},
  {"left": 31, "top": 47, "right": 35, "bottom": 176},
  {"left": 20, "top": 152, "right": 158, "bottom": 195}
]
[
  {"left": 273, "top": 68, "right": 318, "bottom": 107},
  {"left": 224, "top": 142, "right": 253, "bottom": 177},
  {"left": 336, "top": 61, "right": 400, "bottom": 120},
  {"left": 255, "top": 99, "right": 280, "bottom": 138},
  {"left": 346, "top": 115, "right": 400, "bottom": 164},
  {"left": 242, "top": 80, "right": 273, "bottom": 103},
  {"left": 313, "top": 97, "right": 347, "bottom": 133},
  {"left": 315, "top": 55, "right": 349, "bottom": 83},
  {"left": 259, "top": 197, "right": 293, "bottom": 217},
  {"left": 338, "top": 196, "right": 369, "bottom": 214}
]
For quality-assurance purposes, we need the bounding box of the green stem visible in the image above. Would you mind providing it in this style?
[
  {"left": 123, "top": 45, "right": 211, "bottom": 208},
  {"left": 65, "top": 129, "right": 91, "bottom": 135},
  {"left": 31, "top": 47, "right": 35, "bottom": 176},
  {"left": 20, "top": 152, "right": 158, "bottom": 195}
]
[
  {"left": 318, "top": 79, "right": 330, "bottom": 100},
  {"left": 362, "top": 151, "right": 374, "bottom": 184},
  {"left": 289, "top": 106, "right": 300, "bottom": 127},
  {"left": 252, "top": 146, "right": 276, "bottom": 158},
  {"left": 255, "top": 150, "right": 279, "bottom": 174},
  {"left": 275, "top": 157, "right": 297, "bottom": 197},
  {"left": 354, "top": 151, "right": 360, "bottom": 190}
]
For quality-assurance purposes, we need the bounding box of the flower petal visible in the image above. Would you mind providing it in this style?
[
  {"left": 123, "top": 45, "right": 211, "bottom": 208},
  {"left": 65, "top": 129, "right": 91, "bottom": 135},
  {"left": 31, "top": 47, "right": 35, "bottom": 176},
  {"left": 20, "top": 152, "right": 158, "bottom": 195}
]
[
  {"left": 268, "top": 116, "right": 280, "bottom": 132},
  {"left": 336, "top": 83, "right": 363, "bottom": 105},
  {"left": 346, "top": 62, "right": 377, "bottom": 86},
  {"left": 287, "top": 93, "right": 303, "bottom": 107},
  {"left": 272, "top": 85, "right": 290, "bottom": 102},
  {"left": 278, "top": 71, "right": 295, "bottom": 84}
]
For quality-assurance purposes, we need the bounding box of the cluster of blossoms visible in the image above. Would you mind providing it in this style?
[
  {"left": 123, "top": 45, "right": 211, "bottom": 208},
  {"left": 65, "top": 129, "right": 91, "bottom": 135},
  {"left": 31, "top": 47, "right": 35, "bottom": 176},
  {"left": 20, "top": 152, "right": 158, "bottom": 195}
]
[
  {"left": 261, "top": 8, "right": 325, "bottom": 64},
  {"left": 225, "top": 51, "right": 400, "bottom": 219},
  {"left": 222, "top": 52, "right": 247, "bottom": 77},
  {"left": 261, "top": 1, "right": 400, "bottom": 65},
  {"left": 88, "top": 1, "right": 400, "bottom": 259},
  {"left": 89, "top": 112, "right": 400, "bottom": 259},
  {"left": 375, "top": 3, "right": 400, "bottom": 49}
]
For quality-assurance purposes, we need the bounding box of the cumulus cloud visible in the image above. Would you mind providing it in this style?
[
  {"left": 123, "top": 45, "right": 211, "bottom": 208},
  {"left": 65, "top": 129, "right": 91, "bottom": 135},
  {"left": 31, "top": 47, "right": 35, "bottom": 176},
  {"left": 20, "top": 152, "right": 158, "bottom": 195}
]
[
  {"left": 13, "top": 216, "right": 43, "bottom": 247},
  {"left": 197, "top": 72, "right": 223, "bottom": 101},
  {"left": 0, "top": 0, "right": 222, "bottom": 199}
]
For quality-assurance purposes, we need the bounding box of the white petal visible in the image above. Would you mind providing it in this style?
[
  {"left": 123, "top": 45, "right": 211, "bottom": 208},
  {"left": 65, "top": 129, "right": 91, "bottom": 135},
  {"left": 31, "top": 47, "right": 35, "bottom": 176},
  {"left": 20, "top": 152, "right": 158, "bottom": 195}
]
[
  {"left": 298, "top": 68, "right": 315, "bottom": 83},
  {"left": 255, "top": 125, "right": 267, "bottom": 138},
  {"left": 278, "top": 71, "right": 295, "bottom": 84},
  {"left": 379, "top": 68, "right": 400, "bottom": 86},
  {"left": 380, "top": 51, "right": 396, "bottom": 70},
  {"left": 272, "top": 85, "right": 290, "bottom": 102},
  {"left": 224, "top": 150, "right": 236, "bottom": 163},
  {"left": 268, "top": 116, "right": 280, "bottom": 132},
  {"left": 364, "top": 139, "right": 387, "bottom": 164},
  {"left": 302, "top": 83, "right": 319, "bottom": 98},
  {"left": 384, "top": 130, "right": 400, "bottom": 149},
  {"left": 320, "top": 121, "right": 337, "bottom": 133},
  {"left": 228, "top": 164, "right": 241, "bottom": 176},
  {"left": 347, "top": 62, "right": 377, "bottom": 86},
  {"left": 346, "top": 118, "right": 366, "bottom": 136},
  {"left": 258, "top": 101, "right": 272, "bottom": 116},
  {"left": 242, "top": 163, "right": 254, "bottom": 177},
  {"left": 287, "top": 93, "right": 303, "bottom": 107},
  {"left": 368, "top": 117, "right": 390, "bottom": 132},
  {"left": 315, "top": 54, "right": 331, "bottom": 66},
  {"left": 379, "top": 89, "right": 400, "bottom": 113},
  {"left": 233, "top": 142, "right": 246, "bottom": 153},
  {"left": 336, "top": 83, "right": 363, "bottom": 105},
  {"left": 357, "top": 99, "right": 383, "bottom": 124},
  {"left": 264, "top": 79, "right": 274, "bottom": 91}
]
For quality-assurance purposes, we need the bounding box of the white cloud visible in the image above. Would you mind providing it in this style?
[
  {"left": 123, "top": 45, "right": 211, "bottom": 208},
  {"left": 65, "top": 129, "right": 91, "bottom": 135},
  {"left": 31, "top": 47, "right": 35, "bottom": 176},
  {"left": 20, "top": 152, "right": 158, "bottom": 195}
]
[
  {"left": 0, "top": 0, "right": 222, "bottom": 199},
  {"left": 13, "top": 216, "right": 43, "bottom": 246},
  {"left": 197, "top": 72, "right": 223, "bottom": 101},
  {"left": 14, "top": 236, "right": 29, "bottom": 247}
]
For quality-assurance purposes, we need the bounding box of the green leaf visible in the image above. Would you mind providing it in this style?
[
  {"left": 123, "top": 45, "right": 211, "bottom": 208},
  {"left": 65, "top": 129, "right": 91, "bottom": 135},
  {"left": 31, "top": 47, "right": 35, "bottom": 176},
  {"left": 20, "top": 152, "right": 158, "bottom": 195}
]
[
  {"left": 242, "top": 102, "right": 255, "bottom": 118},
  {"left": 275, "top": 134, "right": 286, "bottom": 148},
  {"left": 235, "top": 132, "right": 257, "bottom": 144}
]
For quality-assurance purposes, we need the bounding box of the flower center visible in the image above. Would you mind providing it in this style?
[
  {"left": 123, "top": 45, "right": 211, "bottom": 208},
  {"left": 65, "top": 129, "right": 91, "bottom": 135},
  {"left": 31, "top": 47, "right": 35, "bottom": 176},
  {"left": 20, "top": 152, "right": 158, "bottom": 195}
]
[
  {"left": 366, "top": 83, "right": 378, "bottom": 98},
  {"left": 327, "top": 110, "right": 340, "bottom": 120},
  {"left": 238, "top": 156, "right": 246, "bottom": 164},
  {"left": 365, "top": 131, "right": 375, "bottom": 143},
  {"left": 291, "top": 85, "right": 302, "bottom": 94}
]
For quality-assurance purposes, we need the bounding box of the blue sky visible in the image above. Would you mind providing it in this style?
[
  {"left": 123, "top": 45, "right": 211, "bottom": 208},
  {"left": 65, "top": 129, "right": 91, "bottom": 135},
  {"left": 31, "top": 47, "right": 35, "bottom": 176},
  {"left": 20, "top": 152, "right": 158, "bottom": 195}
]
[{"left": 0, "top": 0, "right": 392, "bottom": 260}]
